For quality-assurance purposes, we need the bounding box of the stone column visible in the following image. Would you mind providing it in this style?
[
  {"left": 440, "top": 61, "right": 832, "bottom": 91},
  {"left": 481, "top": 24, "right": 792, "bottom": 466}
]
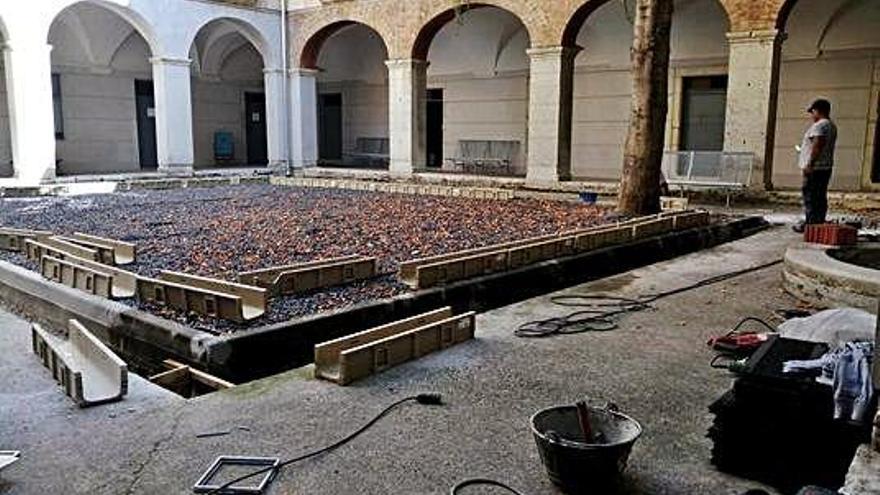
[
  {"left": 526, "top": 46, "right": 579, "bottom": 185},
  {"left": 386, "top": 59, "right": 427, "bottom": 176},
  {"left": 289, "top": 68, "right": 318, "bottom": 170},
  {"left": 3, "top": 41, "right": 56, "bottom": 184},
  {"left": 723, "top": 30, "right": 784, "bottom": 190},
  {"left": 264, "top": 67, "right": 288, "bottom": 172},
  {"left": 151, "top": 57, "right": 194, "bottom": 174}
]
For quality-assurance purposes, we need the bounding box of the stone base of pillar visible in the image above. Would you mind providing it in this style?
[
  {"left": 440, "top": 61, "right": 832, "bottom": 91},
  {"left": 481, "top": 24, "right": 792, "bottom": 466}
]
[{"left": 157, "top": 164, "right": 195, "bottom": 177}]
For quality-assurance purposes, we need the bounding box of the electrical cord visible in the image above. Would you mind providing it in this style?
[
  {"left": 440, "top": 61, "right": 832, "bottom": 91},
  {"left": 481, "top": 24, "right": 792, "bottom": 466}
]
[
  {"left": 205, "top": 393, "right": 444, "bottom": 494},
  {"left": 450, "top": 478, "right": 525, "bottom": 495},
  {"left": 515, "top": 259, "right": 783, "bottom": 338}
]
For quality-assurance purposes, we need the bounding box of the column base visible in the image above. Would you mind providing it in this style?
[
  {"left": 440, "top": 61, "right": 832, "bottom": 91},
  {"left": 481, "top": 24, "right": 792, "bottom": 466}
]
[
  {"left": 526, "top": 169, "right": 570, "bottom": 188},
  {"left": 157, "top": 164, "right": 195, "bottom": 177}
]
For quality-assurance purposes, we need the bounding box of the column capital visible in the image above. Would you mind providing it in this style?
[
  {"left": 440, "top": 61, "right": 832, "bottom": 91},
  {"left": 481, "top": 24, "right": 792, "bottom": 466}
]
[
  {"left": 289, "top": 67, "right": 320, "bottom": 77},
  {"left": 726, "top": 29, "right": 785, "bottom": 45},
  {"left": 149, "top": 56, "right": 192, "bottom": 67},
  {"left": 263, "top": 67, "right": 286, "bottom": 75},
  {"left": 384, "top": 58, "right": 428, "bottom": 70}
]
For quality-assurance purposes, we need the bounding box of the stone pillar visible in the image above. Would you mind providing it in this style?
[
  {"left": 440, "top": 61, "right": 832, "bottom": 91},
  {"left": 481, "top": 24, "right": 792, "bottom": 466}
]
[
  {"left": 723, "top": 30, "right": 784, "bottom": 190},
  {"left": 289, "top": 68, "right": 318, "bottom": 170},
  {"left": 264, "top": 67, "right": 288, "bottom": 172},
  {"left": 2, "top": 41, "right": 56, "bottom": 184},
  {"left": 526, "top": 47, "right": 579, "bottom": 185},
  {"left": 386, "top": 59, "right": 427, "bottom": 176},
  {"left": 151, "top": 57, "right": 194, "bottom": 174}
]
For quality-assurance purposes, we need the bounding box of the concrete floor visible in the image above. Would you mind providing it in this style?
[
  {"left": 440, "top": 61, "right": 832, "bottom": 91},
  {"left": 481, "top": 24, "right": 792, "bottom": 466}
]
[{"left": 0, "top": 225, "right": 802, "bottom": 495}]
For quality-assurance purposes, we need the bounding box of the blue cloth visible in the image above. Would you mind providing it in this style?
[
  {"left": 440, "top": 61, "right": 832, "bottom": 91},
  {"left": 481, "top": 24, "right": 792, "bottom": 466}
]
[{"left": 784, "top": 341, "right": 874, "bottom": 422}]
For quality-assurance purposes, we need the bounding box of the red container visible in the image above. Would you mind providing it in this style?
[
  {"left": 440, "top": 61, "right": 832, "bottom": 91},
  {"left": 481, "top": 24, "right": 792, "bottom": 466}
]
[{"left": 804, "top": 224, "right": 857, "bottom": 246}]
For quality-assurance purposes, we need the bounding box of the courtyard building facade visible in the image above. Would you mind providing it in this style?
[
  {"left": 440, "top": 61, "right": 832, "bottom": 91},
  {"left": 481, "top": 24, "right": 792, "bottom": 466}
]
[{"left": 0, "top": 0, "right": 878, "bottom": 192}]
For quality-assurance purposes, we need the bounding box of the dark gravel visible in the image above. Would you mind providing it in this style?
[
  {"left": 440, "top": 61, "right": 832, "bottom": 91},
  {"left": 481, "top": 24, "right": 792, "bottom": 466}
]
[{"left": 0, "top": 184, "right": 612, "bottom": 332}]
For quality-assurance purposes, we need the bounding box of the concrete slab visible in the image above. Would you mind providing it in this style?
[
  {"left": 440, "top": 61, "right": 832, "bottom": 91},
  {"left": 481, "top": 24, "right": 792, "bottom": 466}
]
[{"left": 0, "top": 226, "right": 802, "bottom": 494}]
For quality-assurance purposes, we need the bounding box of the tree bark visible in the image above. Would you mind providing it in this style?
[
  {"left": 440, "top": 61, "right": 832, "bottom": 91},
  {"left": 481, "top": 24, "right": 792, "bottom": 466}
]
[{"left": 617, "top": 0, "right": 674, "bottom": 216}]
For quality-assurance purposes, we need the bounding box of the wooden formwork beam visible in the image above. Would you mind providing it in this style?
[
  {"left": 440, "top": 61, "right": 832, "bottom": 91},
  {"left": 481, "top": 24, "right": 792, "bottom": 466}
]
[
  {"left": 0, "top": 227, "right": 52, "bottom": 252},
  {"left": 31, "top": 320, "right": 128, "bottom": 407},
  {"left": 159, "top": 271, "right": 267, "bottom": 321},
  {"left": 316, "top": 309, "right": 476, "bottom": 386},
  {"left": 671, "top": 211, "right": 711, "bottom": 231}
]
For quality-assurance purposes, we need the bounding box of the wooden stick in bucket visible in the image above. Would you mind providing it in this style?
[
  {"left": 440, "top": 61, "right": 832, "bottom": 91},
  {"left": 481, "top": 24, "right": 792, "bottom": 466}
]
[{"left": 575, "top": 401, "right": 594, "bottom": 443}]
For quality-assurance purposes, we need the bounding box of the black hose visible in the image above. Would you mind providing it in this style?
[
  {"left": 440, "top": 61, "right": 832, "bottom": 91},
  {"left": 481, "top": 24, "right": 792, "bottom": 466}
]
[
  {"left": 450, "top": 478, "right": 526, "bottom": 495},
  {"left": 516, "top": 259, "right": 783, "bottom": 338},
  {"left": 205, "top": 393, "right": 443, "bottom": 494}
]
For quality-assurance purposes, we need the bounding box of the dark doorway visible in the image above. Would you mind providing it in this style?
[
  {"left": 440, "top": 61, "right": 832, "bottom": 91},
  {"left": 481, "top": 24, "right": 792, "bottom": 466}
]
[
  {"left": 245, "top": 92, "right": 268, "bottom": 166},
  {"left": 134, "top": 80, "right": 158, "bottom": 170},
  {"left": 426, "top": 89, "right": 444, "bottom": 168},
  {"left": 680, "top": 75, "right": 728, "bottom": 152},
  {"left": 318, "top": 93, "right": 343, "bottom": 162}
]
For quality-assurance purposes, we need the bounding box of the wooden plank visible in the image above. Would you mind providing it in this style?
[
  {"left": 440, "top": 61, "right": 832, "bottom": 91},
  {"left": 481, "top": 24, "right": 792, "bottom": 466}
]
[
  {"left": 68, "top": 233, "right": 137, "bottom": 265},
  {"left": 41, "top": 255, "right": 114, "bottom": 299},
  {"left": 315, "top": 307, "right": 454, "bottom": 381},
  {"left": 57, "top": 253, "right": 137, "bottom": 299},
  {"left": 334, "top": 312, "right": 476, "bottom": 386},
  {"left": 237, "top": 255, "right": 362, "bottom": 288},
  {"left": 163, "top": 359, "right": 235, "bottom": 390},
  {"left": 0, "top": 228, "right": 52, "bottom": 252},
  {"left": 136, "top": 277, "right": 251, "bottom": 323},
  {"left": 159, "top": 271, "right": 267, "bottom": 320}
]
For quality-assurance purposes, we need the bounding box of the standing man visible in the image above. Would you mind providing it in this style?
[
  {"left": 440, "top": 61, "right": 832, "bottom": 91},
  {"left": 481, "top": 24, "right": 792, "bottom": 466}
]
[{"left": 794, "top": 98, "right": 838, "bottom": 233}]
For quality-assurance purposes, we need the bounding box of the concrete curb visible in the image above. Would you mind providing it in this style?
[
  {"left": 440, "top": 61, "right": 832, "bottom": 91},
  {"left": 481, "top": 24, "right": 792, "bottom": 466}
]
[
  {"left": 0, "top": 261, "right": 214, "bottom": 375},
  {"left": 782, "top": 243, "right": 880, "bottom": 312}
]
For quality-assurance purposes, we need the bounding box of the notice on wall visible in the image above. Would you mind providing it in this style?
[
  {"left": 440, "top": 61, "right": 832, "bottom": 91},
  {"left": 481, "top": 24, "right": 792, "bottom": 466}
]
[
  {"left": 252, "top": 113, "right": 261, "bottom": 123},
  {"left": 147, "top": 108, "right": 156, "bottom": 118}
]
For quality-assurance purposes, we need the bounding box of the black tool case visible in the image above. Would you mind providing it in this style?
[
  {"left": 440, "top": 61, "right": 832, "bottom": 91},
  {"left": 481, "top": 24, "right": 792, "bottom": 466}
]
[{"left": 708, "top": 336, "right": 873, "bottom": 494}]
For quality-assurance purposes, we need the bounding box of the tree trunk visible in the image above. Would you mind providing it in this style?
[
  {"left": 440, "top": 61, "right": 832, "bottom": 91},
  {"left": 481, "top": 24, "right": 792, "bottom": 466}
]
[{"left": 617, "top": 0, "right": 674, "bottom": 216}]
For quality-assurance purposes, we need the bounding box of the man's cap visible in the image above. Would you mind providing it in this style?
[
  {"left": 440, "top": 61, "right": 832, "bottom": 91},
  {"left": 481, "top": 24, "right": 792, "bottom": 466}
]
[{"left": 807, "top": 98, "right": 832, "bottom": 115}]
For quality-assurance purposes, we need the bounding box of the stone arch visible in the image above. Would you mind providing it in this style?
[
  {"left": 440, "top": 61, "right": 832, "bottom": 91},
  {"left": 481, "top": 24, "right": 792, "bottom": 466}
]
[
  {"left": 411, "top": 3, "right": 534, "bottom": 60},
  {"left": 46, "top": 0, "right": 159, "bottom": 55},
  {"left": 563, "top": 0, "right": 733, "bottom": 47},
  {"left": 186, "top": 16, "right": 271, "bottom": 69},
  {"left": 300, "top": 20, "right": 389, "bottom": 69},
  {"left": 775, "top": 0, "right": 800, "bottom": 30}
]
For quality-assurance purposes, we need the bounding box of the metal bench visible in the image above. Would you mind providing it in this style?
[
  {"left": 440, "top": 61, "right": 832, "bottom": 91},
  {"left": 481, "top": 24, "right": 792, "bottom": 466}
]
[
  {"left": 446, "top": 140, "right": 520, "bottom": 176},
  {"left": 663, "top": 151, "right": 754, "bottom": 207},
  {"left": 343, "top": 137, "right": 389, "bottom": 167}
]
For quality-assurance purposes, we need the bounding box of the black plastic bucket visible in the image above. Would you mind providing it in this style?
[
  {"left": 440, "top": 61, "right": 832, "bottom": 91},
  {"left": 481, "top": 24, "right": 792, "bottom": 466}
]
[{"left": 531, "top": 404, "right": 643, "bottom": 493}]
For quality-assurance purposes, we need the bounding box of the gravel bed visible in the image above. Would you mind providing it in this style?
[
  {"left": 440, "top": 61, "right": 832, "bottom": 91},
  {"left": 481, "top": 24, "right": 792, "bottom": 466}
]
[{"left": 0, "top": 184, "right": 613, "bottom": 332}]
